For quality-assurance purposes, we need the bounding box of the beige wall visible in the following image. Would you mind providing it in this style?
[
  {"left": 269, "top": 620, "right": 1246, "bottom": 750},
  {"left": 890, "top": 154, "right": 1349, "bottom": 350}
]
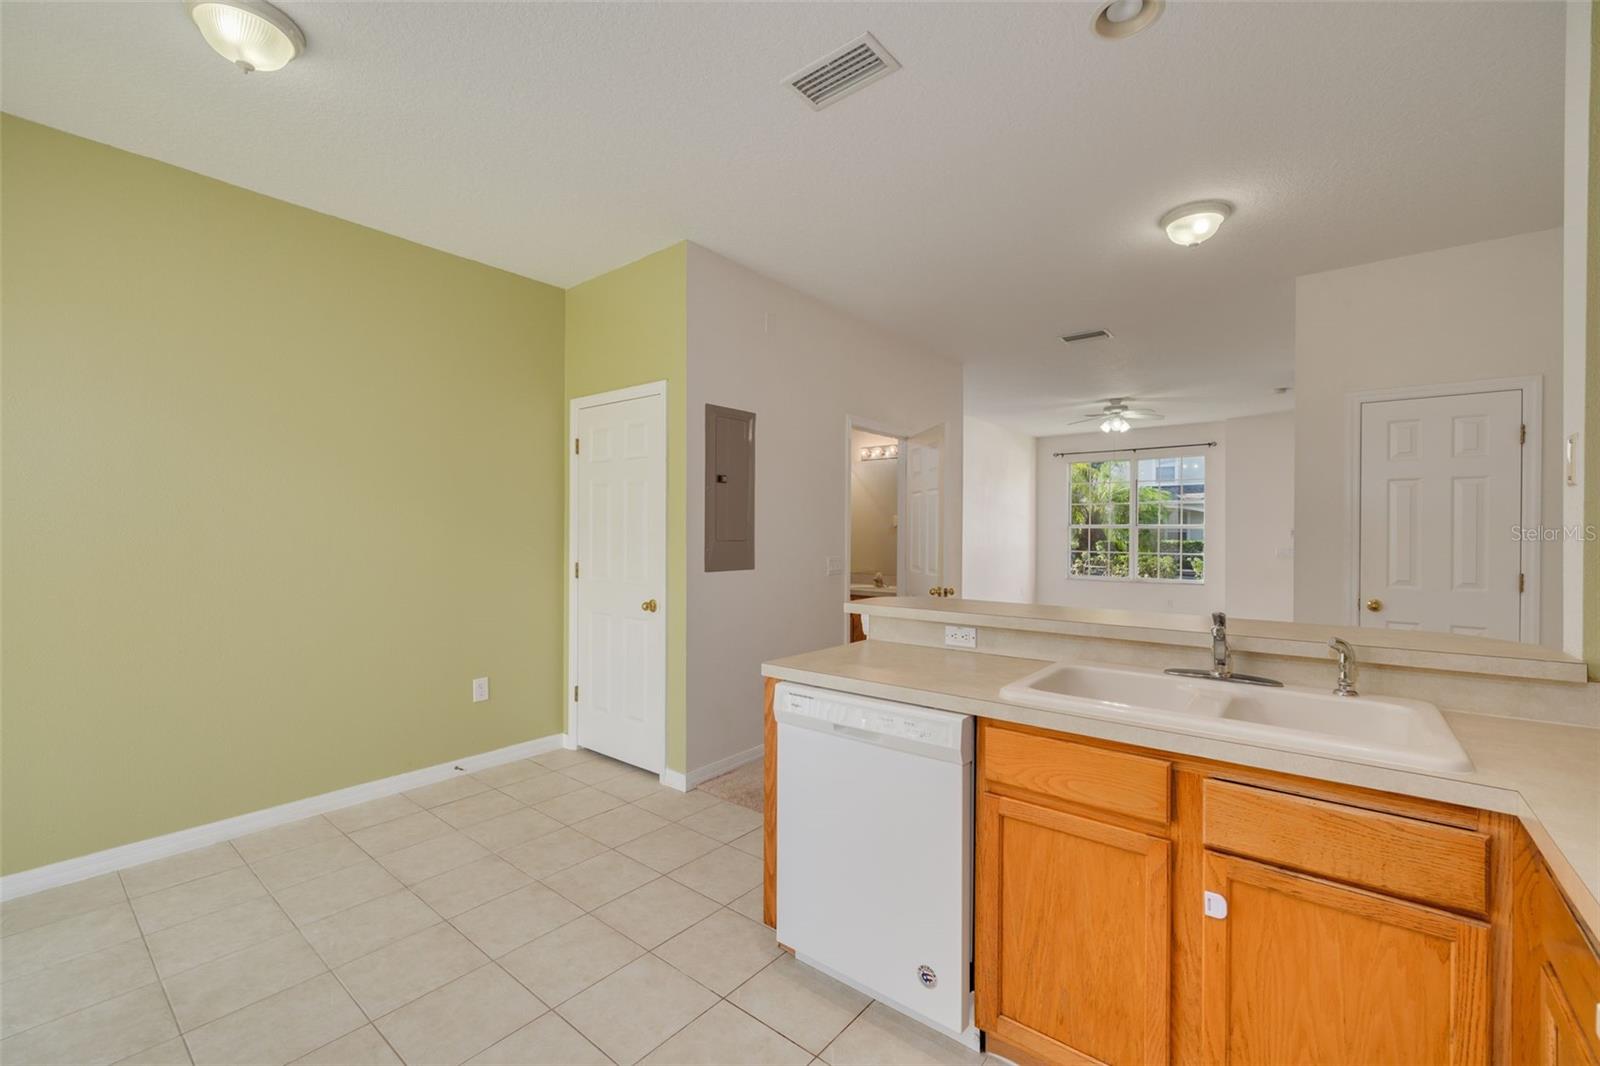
[
  {"left": 1223, "top": 411, "right": 1296, "bottom": 621},
  {"left": 962, "top": 417, "right": 1036, "bottom": 604},
  {"left": 1, "top": 117, "right": 568, "bottom": 874},
  {"left": 684, "top": 244, "right": 965, "bottom": 777},
  {"left": 1293, "top": 229, "right": 1564, "bottom": 647}
]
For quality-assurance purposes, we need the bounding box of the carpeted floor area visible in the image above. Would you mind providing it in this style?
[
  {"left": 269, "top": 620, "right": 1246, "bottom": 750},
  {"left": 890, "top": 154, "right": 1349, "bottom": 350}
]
[{"left": 695, "top": 759, "right": 763, "bottom": 812}]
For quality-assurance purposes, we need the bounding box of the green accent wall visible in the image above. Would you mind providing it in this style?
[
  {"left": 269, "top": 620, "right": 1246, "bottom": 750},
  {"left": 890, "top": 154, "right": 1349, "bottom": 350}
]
[
  {"left": 1587, "top": 10, "right": 1600, "bottom": 677},
  {"left": 562, "top": 245, "right": 689, "bottom": 772},
  {"left": 0, "top": 116, "right": 568, "bottom": 874}
]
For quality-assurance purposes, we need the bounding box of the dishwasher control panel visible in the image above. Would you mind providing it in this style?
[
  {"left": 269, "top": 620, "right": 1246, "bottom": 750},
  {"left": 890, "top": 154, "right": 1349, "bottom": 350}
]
[{"left": 779, "top": 684, "right": 971, "bottom": 759}]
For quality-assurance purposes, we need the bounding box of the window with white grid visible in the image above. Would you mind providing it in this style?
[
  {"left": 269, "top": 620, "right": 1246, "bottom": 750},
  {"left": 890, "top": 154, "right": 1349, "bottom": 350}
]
[{"left": 1067, "top": 453, "right": 1205, "bottom": 582}]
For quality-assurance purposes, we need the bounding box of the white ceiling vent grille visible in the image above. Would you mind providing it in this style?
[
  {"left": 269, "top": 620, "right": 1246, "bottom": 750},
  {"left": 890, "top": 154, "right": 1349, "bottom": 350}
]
[{"left": 787, "top": 33, "right": 900, "bottom": 110}]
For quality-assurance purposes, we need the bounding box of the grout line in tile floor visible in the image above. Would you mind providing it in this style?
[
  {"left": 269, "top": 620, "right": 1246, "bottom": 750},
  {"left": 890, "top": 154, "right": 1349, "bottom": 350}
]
[{"left": 2, "top": 749, "right": 989, "bottom": 1065}]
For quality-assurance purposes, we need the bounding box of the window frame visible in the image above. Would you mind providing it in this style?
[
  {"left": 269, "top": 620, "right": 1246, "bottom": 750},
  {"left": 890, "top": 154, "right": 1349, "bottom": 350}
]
[{"left": 1066, "top": 448, "right": 1208, "bottom": 585}]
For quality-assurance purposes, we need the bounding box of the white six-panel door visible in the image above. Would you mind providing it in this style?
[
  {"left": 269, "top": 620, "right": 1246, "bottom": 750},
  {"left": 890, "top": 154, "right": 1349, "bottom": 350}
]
[
  {"left": 1357, "top": 389, "right": 1522, "bottom": 639},
  {"left": 571, "top": 386, "right": 666, "bottom": 773}
]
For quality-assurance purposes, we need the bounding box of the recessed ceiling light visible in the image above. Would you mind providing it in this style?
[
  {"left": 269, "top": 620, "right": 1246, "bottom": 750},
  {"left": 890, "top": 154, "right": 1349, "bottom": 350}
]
[
  {"left": 1160, "top": 200, "right": 1233, "bottom": 247},
  {"left": 187, "top": 0, "right": 304, "bottom": 73},
  {"left": 1092, "top": 0, "right": 1164, "bottom": 40}
]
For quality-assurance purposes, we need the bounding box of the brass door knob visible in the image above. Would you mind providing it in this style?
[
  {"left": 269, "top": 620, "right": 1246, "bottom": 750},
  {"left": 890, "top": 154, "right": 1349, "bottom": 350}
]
[
  {"left": 641, "top": 599, "right": 658, "bottom": 613},
  {"left": 941, "top": 587, "right": 956, "bottom": 597},
  {"left": 1365, "top": 598, "right": 1383, "bottom": 612}
]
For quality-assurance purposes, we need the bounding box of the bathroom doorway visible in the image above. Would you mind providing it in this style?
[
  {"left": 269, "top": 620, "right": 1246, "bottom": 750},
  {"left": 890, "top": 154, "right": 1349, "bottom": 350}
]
[{"left": 846, "top": 423, "right": 905, "bottom": 641}]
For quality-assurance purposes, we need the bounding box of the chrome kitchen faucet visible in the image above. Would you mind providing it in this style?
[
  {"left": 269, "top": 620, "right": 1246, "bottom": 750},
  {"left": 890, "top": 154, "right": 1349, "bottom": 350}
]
[{"left": 1165, "top": 612, "right": 1284, "bottom": 688}]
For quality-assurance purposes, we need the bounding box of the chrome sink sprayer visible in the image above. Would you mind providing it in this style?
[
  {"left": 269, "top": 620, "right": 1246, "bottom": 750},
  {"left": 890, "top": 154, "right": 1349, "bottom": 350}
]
[
  {"left": 1165, "top": 612, "right": 1284, "bottom": 688},
  {"left": 1329, "top": 637, "right": 1359, "bottom": 697}
]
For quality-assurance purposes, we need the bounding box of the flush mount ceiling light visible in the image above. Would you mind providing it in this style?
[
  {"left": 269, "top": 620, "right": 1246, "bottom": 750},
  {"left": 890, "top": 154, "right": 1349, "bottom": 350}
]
[
  {"left": 187, "top": 0, "right": 304, "bottom": 73},
  {"left": 1092, "top": 0, "right": 1165, "bottom": 40},
  {"left": 1160, "top": 200, "right": 1232, "bottom": 247}
]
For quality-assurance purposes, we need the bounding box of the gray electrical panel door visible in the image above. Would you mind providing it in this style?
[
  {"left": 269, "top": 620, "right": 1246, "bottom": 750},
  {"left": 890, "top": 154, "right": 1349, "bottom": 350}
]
[{"left": 705, "top": 404, "right": 755, "bottom": 572}]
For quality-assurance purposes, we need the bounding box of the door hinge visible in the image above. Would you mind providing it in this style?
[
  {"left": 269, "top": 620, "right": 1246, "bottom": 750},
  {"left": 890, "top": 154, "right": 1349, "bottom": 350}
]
[
  {"left": 1203, "top": 890, "right": 1229, "bottom": 920},
  {"left": 574, "top": 561, "right": 580, "bottom": 579},
  {"left": 1520, "top": 423, "right": 1527, "bottom": 446},
  {"left": 574, "top": 437, "right": 581, "bottom": 455},
  {"left": 1519, "top": 572, "right": 1526, "bottom": 593},
  {"left": 572, "top": 685, "right": 579, "bottom": 702}
]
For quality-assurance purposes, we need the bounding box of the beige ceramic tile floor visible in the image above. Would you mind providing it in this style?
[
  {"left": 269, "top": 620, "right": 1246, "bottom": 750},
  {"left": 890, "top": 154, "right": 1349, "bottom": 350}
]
[{"left": 0, "top": 748, "right": 1006, "bottom": 1066}]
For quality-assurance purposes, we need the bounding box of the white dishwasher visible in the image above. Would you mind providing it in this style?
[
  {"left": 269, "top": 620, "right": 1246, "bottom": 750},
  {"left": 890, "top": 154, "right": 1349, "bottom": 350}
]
[{"left": 775, "top": 682, "right": 976, "bottom": 1045}]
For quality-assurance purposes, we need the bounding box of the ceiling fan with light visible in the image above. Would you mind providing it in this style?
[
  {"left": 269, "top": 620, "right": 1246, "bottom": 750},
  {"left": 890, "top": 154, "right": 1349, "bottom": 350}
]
[{"left": 1063, "top": 399, "right": 1166, "bottom": 434}]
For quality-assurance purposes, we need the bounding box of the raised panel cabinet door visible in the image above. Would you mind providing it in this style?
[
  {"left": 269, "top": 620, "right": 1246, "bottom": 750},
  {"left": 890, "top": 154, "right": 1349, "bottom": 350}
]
[
  {"left": 1539, "top": 966, "right": 1600, "bottom": 1066},
  {"left": 976, "top": 793, "right": 1170, "bottom": 1066},
  {"left": 1200, "top": 851, "right": 1490, "bottom": 1066}
]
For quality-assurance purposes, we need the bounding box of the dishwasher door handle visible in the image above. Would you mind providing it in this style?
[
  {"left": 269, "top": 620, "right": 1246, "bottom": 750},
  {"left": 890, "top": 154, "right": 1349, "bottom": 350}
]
[{"left": 830, "top": 722, "right": 883, "bottom": 742}]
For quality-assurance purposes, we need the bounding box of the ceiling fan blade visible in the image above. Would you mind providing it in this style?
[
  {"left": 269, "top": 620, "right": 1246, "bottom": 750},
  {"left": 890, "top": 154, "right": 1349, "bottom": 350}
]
[{"left": 1122, "top": 409, "right": 1165, "bottom": 421}]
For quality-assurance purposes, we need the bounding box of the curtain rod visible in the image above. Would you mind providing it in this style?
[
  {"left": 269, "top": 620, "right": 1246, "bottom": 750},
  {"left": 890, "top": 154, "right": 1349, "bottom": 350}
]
[{"left": 1051, "top": 440, "right": 1218, "bottom": 459}]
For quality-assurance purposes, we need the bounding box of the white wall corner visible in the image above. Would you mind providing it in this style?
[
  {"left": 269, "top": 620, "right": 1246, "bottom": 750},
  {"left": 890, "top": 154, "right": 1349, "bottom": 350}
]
[{"left": 1561, "top": 0, "right": 1591, "bottom": 658}]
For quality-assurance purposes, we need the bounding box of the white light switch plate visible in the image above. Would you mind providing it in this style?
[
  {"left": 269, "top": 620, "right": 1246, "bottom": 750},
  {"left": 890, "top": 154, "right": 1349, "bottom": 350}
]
[
  {"left": 944, "top": 625, "right": 977, "bottom": 649},
  {"left": 472, "top": 677, "right": 490, "bottom": 703},
  {"left": 825, "top": 556, "right": 844, "bottom": 576}
]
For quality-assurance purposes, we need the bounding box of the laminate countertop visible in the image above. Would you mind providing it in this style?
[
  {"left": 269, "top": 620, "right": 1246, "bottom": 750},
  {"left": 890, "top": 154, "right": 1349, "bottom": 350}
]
[{"left": 762, "top": 639, "right": 1600, "bottom": 940}]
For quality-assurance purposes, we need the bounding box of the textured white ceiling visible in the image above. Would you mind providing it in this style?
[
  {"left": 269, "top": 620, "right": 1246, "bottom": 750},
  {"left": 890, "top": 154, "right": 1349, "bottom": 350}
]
[{"left": 1, "top": 1, "right": 1564, "bottom": 435}]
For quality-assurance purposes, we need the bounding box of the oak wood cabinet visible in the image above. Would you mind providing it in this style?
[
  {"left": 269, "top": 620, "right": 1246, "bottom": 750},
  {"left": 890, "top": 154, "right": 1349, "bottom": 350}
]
[
  {"left": 1514, "top": 828, "right": 1600, "bottom": 1066},
  {"left": 974, "top": 719, "right": 1505, "bottom": 1066},
  {"left": 976, "top": 793, "right": 1170, "bottom": 1065},
  {"left": 1200, "top": 850, "right": 1489, "bottom": 1065}
]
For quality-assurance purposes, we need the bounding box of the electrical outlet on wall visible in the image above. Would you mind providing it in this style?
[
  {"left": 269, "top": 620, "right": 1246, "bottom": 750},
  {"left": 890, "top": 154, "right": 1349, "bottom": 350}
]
[
  {"left": 944, "top": 625, "right": 977, "bottom": 649},
  {"left": 472, "top": 677, "right": 490, "bottom": 703}
]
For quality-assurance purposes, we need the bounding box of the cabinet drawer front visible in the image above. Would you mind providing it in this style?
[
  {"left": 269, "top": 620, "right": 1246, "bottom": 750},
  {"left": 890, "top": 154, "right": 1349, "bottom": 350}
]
[
  {"left": 1202, "top": 779, "right": 1489, "bottom": 915},
  {"left": 982, "top": 723, "right": 1171, "bottom": 825}
]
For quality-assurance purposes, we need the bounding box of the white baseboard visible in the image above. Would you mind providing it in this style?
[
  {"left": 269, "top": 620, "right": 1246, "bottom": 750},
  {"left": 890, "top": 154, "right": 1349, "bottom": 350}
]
[
  {"left": 684, "top": 744, "right": 763, "bottom": 790},
  {"left": 658, "top": 744, "right": 761, "bottom": 795},
  {"left": 0, "top": 733, "right": 570, "bottom": 902}
]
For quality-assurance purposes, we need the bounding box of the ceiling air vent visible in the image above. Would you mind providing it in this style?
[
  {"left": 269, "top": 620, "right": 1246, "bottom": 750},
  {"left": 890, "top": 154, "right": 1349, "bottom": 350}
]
[
  {"left": 787, "top": 33, "right": 900, "bottom": 110},
  {"left": 1061, "top": 329, "right": 1114, "bottom": 344}
]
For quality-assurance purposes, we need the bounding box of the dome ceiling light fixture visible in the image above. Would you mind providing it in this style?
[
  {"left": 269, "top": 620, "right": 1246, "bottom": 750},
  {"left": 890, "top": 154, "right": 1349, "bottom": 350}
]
[
  {"left": 1092, "top": 0, "right": 1165, "bottom": 40},
  {"left": 1160, "top": 200, "right": 1233, "bottom": 247},
  {"left": 186, "top": 0, "right": 305, "bottom": 73}
]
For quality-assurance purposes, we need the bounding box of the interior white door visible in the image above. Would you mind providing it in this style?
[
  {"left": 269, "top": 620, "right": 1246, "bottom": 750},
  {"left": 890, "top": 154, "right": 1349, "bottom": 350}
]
[
  {"left": 904, "top": 424, "right": 945, "bottom": 597},
  {"left": 572, "top": 389, "right": 666, "bottom": 772},
  {"left": 1357, "top": 389, "right": 1522, "bottom": 639}
]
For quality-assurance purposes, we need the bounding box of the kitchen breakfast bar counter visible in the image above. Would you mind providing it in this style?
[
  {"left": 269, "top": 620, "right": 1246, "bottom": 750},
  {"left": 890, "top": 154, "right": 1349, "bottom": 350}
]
[{"left": 761, "top": 636, "right": 1600, "bottom": 942}]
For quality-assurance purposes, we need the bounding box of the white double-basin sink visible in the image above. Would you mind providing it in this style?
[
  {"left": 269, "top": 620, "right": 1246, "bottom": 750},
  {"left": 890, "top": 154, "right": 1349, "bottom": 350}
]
[{"left": 999, "top": 661, "right": 1473, "bottom": 773}]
